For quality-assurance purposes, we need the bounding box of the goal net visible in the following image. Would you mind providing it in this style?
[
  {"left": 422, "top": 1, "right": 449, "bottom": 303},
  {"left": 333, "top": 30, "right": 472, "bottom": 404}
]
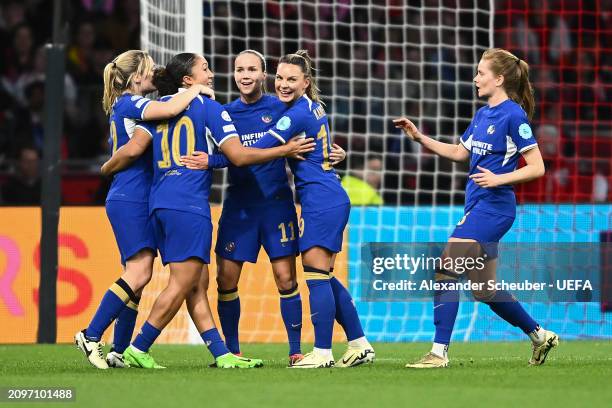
[{"left": 136, "top": 0, "right": 612, "bottom": 345}]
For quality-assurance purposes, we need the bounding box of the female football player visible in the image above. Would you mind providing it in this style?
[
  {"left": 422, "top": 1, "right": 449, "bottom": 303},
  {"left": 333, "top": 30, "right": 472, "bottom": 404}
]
[
  {"left": 394, "top": 48, "right": 558, "bottom": 368},
  {"left": 75, "top": 49, "right": 214, "bottom": 369}
]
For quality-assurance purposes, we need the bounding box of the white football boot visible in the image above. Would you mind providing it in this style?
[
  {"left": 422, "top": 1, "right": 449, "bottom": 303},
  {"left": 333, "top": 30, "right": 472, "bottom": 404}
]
[{"left": 75, "top": 330, "right": 109, "bottom": 369}]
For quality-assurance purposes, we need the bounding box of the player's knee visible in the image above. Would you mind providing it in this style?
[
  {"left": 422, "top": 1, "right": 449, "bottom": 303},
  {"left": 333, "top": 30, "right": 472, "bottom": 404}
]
[
  {"left": 274, "top": 272, "right": 296, "bottom": 292},
  {"left": 169, "top": 274, "right": 199, "bottom": 296},
  {"left": 133, "top": 272, "right": 152, "bottom": 292},
  {"left": 216, "top": 273, "right": 238, "bottom": 291},
  {"left": 123, "top": 267, "right": 153, "bottom": 292}
]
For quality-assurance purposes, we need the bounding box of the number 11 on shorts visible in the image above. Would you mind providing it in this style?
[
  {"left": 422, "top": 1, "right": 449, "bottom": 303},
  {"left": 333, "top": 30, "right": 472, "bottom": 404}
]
[{"left": 278, "top": 221, "right": 296, "bottom": 243}]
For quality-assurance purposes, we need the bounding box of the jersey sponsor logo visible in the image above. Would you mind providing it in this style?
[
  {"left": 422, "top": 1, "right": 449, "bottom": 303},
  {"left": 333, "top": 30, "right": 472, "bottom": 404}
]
[
  {"left": 487, "top": 124, "right": 495, "bottom": 135},
  {"left": 313, "top": 105, "right": 326, "bottom": 120},
  {"left": 519, "top": 123, "right": 533, "bottom": 139},
  {"left": 261, "top": 114, "right": 273, "bottom": 123},
  {"left": 240, "top": 131, "right": 265, "bottom": 146},
  {"left": 471, "top": 140, "right": 493, "bottom": 156},
  {"left": 221, "top": 110, "right": 232, "bottom": 122},
  {"left": 224, "top": 241, "right": 236, "bottom": 253},
  {"left": 276, "top": 116, "right": 291, "bottom": 131}
]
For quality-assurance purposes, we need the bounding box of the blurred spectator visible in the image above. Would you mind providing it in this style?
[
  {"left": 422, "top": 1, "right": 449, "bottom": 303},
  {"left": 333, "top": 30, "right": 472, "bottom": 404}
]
[
  {"left": 341, "top": 155, "right": 384, "bottom": 205},
  {"left": 1, "top": 146, "right": 41, "bottom": 205},
  {"left": 1, "top": 23, "right": 35, "bottom": 85},
  {"left": 67, "top": 19, "right": 98, "bottom": 84},
  {"left": 14, "top": 80, "right": 45, "bottom": 153},
  {"left": 0, "top": 81, "right": 18, "bottom": 161},
  {"left": 13, "top": 45, "right": 78, "bottom": 115},
  {"left": 79, "top": 0, "right": 116, "bottom": 16},
  {"left": 0, "top": 0, "right": 27, "bottom": 47}
]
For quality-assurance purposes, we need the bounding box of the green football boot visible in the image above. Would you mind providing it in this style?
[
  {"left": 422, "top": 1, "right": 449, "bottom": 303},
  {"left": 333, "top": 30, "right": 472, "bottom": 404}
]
[
  {"left": 123, "top": 346, "right": 166, "bottom": 369},
  {"left": 215, "top": 353, "right": 263, "bottom": 368}
]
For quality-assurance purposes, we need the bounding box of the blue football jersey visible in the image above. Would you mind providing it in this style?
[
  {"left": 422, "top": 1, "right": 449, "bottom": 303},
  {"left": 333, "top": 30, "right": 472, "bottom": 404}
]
[
  {"left": 137, "top": 91, "right": 238, "bottom": 217},
  {"left": 223, "top": 94, "right": 293, "bottom": 206},
  {"left": 263, "top": 95, "right": 349, "bottom": 212},
  {"left": 106, "top": 93, "right": 153, "bottom": 203},
  {"left": 460, "top": 99, "right": 538, "bottom": 217}
]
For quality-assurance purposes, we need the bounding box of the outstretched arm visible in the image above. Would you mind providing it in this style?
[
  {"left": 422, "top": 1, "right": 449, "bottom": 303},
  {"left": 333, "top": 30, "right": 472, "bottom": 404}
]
[
  {"left": 101, "top": 127, "right": 151, "bottom": 175},
  {"left": 393, "top": 117, "right": 469, "bottom": 163}
]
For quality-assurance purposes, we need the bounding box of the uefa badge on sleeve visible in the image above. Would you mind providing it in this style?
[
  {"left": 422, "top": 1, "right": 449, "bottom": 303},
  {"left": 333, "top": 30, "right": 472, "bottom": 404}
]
[
  {"left": 276, "top": 116, "right": 291, "bottom": 130},
  {"left": 519, "top": 123, "right": 533, "bottom": 139}
]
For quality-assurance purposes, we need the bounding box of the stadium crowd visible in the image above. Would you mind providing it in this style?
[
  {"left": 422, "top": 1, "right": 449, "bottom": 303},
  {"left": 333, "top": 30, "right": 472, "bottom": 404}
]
[{"left": 0, "top": 0, "right": 609, "bottom": 205}]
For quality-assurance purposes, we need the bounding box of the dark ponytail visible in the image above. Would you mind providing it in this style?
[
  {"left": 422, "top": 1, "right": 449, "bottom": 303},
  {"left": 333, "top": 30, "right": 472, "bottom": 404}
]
[{"left": 153, "top": 52, "right": 199, "bottom": 96}]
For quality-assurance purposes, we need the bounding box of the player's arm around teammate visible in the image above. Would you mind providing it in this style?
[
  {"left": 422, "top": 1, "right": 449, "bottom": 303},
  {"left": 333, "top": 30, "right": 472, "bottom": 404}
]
[
  {"left": 76, "top": 50, "right": 212, "bottom": 370},
  {"left": 396, "top": 48, "right": 555, "bottom": 369}
]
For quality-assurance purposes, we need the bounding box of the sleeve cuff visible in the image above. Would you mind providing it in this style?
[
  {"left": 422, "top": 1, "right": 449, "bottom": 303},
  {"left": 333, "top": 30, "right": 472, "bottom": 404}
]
[
  {"left": 268, "top": 130, "right": 287, "bottom": 144},
  {"left": 218, "top": 133, "right": 238, "bottom": 147},
  {"left": 519, "top": 143, "right": 538, "bottom": 153},
  {"left": 139, "top": 100, "right": 152, "bottom": 120},
  {"left": 135, "top": 124, "right": 153, "bottom": 138}
]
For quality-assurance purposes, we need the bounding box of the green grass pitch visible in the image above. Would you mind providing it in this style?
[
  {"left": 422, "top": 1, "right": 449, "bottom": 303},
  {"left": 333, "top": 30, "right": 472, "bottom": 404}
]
[{"left": 1, "top": 341, "right": 610, "bottom": 408}]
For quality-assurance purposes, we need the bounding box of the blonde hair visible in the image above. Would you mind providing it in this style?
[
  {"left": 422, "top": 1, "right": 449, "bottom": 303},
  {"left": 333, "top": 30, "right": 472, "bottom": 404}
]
[
  {"left": 481, "top": 48, "right": 535, "bottom": 120},
  {"left": 102, "top": 50, "right": 155, "bottom": 115},
  {"left": 278, "top": 49, "right": 323, "bottom": 105}
]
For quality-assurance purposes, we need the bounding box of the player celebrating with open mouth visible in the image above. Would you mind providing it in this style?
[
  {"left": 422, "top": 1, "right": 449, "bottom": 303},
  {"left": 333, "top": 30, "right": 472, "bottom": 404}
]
[
  {"left": 271, "top": 51, "right": 374, "bottom": 368},
  {"left": 394, "top": 48, "right": 558, "bottom": 368}
]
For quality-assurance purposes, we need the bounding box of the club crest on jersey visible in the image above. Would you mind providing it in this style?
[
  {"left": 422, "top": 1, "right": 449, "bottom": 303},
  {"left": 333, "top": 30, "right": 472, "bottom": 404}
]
[
  {"left": 276, "top": 116, "right": 291, "bottom": 130},
  {"left": 487, "top": 125, "right": 495, "bottom": 135},
  {"left": 519, "top": 123, "right": 533, "bottom": 139},
  {"left": 224, "top": 241, "right": 236, "bottom": 253},
  {"left": 261, "top": 114, "right": 273, "bottom": 123}
]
